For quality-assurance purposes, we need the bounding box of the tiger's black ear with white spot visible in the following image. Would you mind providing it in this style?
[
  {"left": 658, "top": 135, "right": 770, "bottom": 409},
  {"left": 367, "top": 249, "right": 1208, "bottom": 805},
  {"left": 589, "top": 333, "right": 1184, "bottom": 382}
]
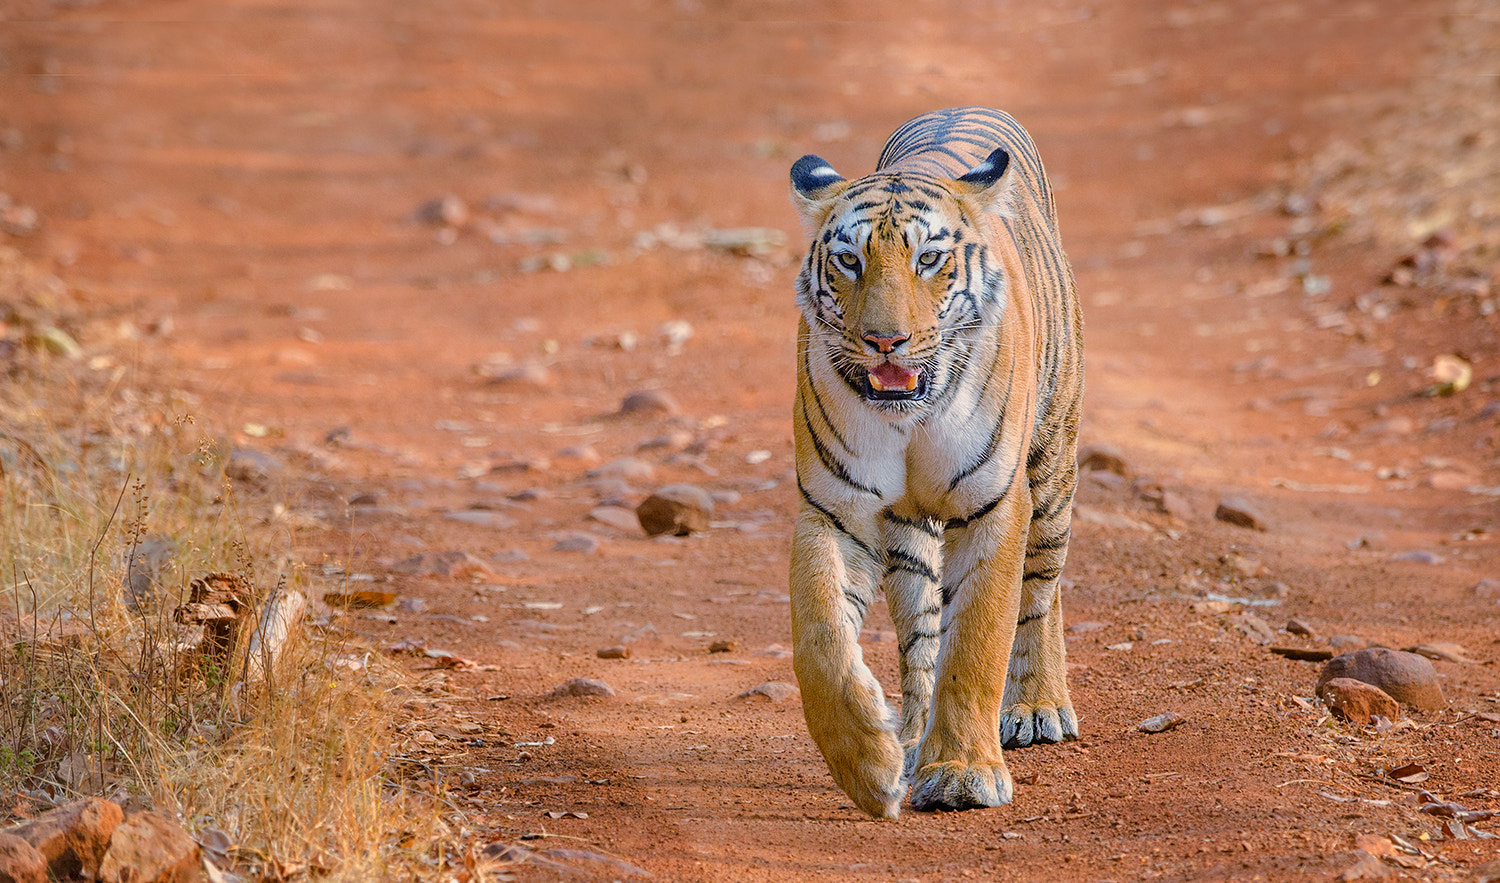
[
  {"left": 790, "top": 154, "right": 850, "bottom": 230},
  {"left": 951, "top": 148, "right": 1015, "bottom": 212}
]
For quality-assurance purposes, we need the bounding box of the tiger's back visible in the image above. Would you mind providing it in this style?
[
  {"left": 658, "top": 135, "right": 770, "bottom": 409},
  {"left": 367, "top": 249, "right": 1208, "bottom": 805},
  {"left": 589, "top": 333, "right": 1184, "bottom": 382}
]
[{"left": 785, "top": 107, "right": 1082, "bottom": 818}]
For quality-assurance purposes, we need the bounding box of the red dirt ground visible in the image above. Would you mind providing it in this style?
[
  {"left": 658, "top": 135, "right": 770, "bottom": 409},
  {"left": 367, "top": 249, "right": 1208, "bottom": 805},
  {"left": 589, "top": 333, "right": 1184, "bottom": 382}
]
[{"left": 3, "top": 1, "right": 1498, "bottom": 880}]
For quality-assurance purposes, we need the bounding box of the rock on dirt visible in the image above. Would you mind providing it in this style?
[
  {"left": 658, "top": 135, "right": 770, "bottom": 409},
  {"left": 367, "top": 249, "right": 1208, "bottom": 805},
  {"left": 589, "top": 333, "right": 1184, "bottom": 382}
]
[
  {"left": 552, "top": 534, "right": 600, "bottom": 554},
  {"left": 1077, "top": 444, "right": 1130, "bottom": 477},
  {"left": 596, "top": 645, "right": 630, "bottom": 659},
  {"left": 1229, "top": 612, "right": 1276, "bottom": 645},
  {"left": 390, "top": 550, "right": 494, "bottom": 578},
  {"left": 548, "top": 677, "right": 615, "bottom": 698},
  {"left": 618, "top": 389, "right": 680, "bottom": 416},
  {"left": 95, "top": 811, "right": 199, "bottom": 883},
  {"left": 588, "top": 505, "right": 642, "bottom": 533},
  {"left": 735, "top": 681, "right": 800, "bottom": 703},
  {"left": 4, "top": 796, "right": 122, "bottom": 880},
  {"left": 1472, "top": 578, "right": 1500, "bottom": 601},
  {"left": 1404, "top": 642, "right": 1475, "bottom": 664},
  {"left": 1317, "top": 648, "right": 1446, "bottom": 710},
  {"left": 1214, "top": 496, "right": 1267, "bottom": 531},
  {"left": 1318, "top": 677, "right": 1400, "bottom": 724},
  {"left": 1285, "top": 616, "right": 1318, "bottom": 637},
  {"left": 1137, "top": 712, "right": 1186, "bottom": 733},
  {"left": 225, "top": 448, "right": 282, "bottom": 488},
  {"left": 0, "top": 832, "right": 46, "bottom": 883},
  {"left": 123, "top": 534, "right": 178, "bottom": 609},
  {"left": 636, "top": 484, "right": 714, "bottom": 537}
]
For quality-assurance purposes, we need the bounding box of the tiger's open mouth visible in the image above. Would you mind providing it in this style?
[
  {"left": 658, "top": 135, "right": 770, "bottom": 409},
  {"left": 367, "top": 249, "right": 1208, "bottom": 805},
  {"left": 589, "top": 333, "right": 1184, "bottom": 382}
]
[{"left": 865, "top": 362, "right": 927, "bottom": 401}]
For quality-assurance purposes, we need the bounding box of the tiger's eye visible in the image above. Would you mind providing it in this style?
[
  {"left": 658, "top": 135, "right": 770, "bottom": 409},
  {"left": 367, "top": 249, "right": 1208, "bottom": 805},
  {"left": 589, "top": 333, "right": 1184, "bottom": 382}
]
[
  {"left": 917, "top": 250, "right": 944, "bottom": 268},
  {"left": 836, "top": 253, "right": 860, "bottom": 270}
]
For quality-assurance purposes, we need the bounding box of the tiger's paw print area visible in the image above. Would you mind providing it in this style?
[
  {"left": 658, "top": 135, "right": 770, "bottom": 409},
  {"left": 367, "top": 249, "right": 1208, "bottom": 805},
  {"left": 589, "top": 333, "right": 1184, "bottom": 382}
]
[{"left": 6, "top": 0, "right": 1497, "bottom": 879}]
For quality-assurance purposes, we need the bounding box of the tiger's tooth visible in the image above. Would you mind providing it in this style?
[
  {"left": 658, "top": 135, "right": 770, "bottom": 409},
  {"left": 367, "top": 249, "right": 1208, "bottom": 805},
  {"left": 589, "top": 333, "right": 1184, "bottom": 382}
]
[
  {"left": 868, "top": 372, "right": 888, "bottom": 391},
  {"left": 902, "top": 374, "right": 919, "bottom": 391}
]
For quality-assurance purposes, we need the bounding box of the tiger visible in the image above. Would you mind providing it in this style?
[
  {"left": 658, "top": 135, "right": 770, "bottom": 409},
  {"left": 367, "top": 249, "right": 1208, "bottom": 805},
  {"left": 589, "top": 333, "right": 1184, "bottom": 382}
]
[{"left": 787, "top": 107, "right": 1082, "bottom": 818}]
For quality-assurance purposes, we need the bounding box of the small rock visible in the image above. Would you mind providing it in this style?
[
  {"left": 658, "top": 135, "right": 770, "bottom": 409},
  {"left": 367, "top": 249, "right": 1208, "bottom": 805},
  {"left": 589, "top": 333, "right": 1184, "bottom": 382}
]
[
  {"left": 443, "top": 510, "right": 517, "bottom": 529},
  {"left": 96, "top": 811, "right": 199, "bottom": 883},
  {"left": 754, "top": 644, "right": 793, "bottom": 659},
  {"left": 552, "top": 534, "right": 599, "bottom": 554},
  {"left": 1317, "top": 648, "right": 1446, "bottom": 710},
  {"left": 638, "top": 429, "right": 694, "bottom": 453},
  {"left": 658, "top": 320, "right": 694, "bottom": 351},
  {"left": 1474, "top": 578, "right": 1500, "bottom": 601},
  {"left": 548, "top": 677, "right": 615, "bottom": 699},
  {"left": 0, "top": 832, "right": 46, "bottom": 883},
  {"left": 589, "top": 457, "right": 656, "bottom": 483},
  {"left": 556, "top": 444, "right": 602, "bottom": 467},
  {"left": 1077, "top": 444, "right": 1129, "bottom": 477},
  {"left": 123, "top": 534, "right": 178, "bottom": 609},
  {"left": 483, "top": 363, "right": 552, "bottom": 389},
  {"left": 636, "top": 484, "right": 714, "bottom": 537},
  {"left": 1214, "top": 497, "right": 1267, "bottom": 531},
  {"left": 398, "top": 597, "right": 428, "bottom": 613},
  {"left": 1190, "top": 600, "right": 1234, "bottom": 615},
  {"left": 1285, "top": 617, "right": 1318, "bottom": 638},
  {"left": 416, "top": 194, "right": 470, "bottom": 227},
  {"left": 6, "top": 797, "right": 123, "bottom": 880},
  {"left": 708, "top": 640, "right": 738, "bottom": 654},
  {"left": 1403, "top": 642, "right": 1475, "bottom": 664},
  {"left": 596, "top": 646, "right": 630, "bottom": 659},
  {"left": 1066, "top": 621, "right": 1112, "bottom": 634},
  {"left": 1389, "top": 550, "right": 1443, "bottom": 565},
  {"left": 1229, "top": 612, "right": 1276, "bottom": 645},
  {"left": 1327, "top": 634, "right": 1368, "bottom": 649},
  {"left": 588, "top": 506, "right": 642, "bottom": 533},
  {"left": 735, "top": 681, "right": 800, "bottom": 703},
  {"left": 1157, "top": 490, "right": 1196, "bottom": 521},
  {"left": 618, "top": 390, "right": 679, "bottom": 416},
  {"left": 224, "top": 448, "right": 282, "bottom": 488},
  {"left": 1337, "top": 850, "right": 1395, "bottom": 881},
  {"left": 1318, "top": 677, "right": 1400, "bottom": 724},
  {"left": 1137, "top": 712, "right": 1185, "bottom": 733}
]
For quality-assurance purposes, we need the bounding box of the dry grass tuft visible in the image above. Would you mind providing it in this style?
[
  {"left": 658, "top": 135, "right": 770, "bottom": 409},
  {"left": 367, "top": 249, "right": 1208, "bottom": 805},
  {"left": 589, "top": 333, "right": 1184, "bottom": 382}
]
[{"left": 1, "top": 249, "right": 447, "bottom": 880}]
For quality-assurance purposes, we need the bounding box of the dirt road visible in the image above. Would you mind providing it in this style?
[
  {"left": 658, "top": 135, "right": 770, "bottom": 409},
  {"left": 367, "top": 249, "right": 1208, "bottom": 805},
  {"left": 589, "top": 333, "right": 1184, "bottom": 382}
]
[{"left": 2, "top": 1, "right": 1497, "bottom": 879}]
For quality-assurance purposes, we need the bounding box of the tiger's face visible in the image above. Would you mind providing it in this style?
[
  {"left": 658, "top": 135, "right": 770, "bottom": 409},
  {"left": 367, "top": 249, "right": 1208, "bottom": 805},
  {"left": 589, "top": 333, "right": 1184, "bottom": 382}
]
[{"left": 790, "top": 150, "right": 1013, "bottom": 415}]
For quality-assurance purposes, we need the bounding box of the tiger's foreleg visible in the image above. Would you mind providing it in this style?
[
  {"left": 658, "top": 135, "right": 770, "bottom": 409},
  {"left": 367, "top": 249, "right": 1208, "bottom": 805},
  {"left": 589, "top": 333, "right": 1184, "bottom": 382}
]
[
  {"left": 1001, "top": 460, "right": 1080, "bottom": 747},
  {"left": 908, "top": 488, "right": 1030, "bottom": 811},
  {"left": 878, "top": 505, "right": 944, "bottom": 780},
  {"left": 790, "top": 504, "right": 904, "bottom": 819}
]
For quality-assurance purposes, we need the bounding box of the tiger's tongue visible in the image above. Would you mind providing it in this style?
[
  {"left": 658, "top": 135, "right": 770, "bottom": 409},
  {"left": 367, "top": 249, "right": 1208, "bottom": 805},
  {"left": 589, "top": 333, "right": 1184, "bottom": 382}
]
[{"left": 870, "top": 362, "right": 918, "bottom": 391}]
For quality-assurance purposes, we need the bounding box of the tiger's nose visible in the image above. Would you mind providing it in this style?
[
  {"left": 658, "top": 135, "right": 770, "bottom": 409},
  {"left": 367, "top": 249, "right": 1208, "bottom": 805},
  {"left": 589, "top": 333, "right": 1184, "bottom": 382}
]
[{"left": 861, "top": 331, "right": 911, "bottom": 354}]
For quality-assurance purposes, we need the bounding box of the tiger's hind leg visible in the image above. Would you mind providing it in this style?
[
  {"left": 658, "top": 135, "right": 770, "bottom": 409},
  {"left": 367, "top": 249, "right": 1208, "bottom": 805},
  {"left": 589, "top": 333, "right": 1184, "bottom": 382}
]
[
  {"left": 878, "top": 505, "right": 944, "bottom": 780},
  {"left": 1000, "top": 481, "right": 1080, "bottom": 749}
]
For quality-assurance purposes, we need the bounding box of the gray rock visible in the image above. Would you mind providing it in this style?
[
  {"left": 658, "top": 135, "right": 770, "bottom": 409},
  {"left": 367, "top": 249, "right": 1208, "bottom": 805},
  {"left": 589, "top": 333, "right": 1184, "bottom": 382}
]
[
  {"left": 442, "top": 510, "right": 517, "bottom": 529},
  {"left": 636, "top": 484, "right": 713, "bottom": 537},
  {"left": 225, "top": 448, "right": 282, "bottom": 487},
  {"left": 1285, "top": 617, "right": 1318, "bottom": 638},
  {"left": 548, "top": 677, "right": 615, "bottom": 699},
  {"left": 1389, "top": 550, "right": 1444, "bottom": 565},
  {"left": 589, "top": 457, "right": 655, "bottom": 483},
  {"left": 588, "top": 506, "right": 642, "bottom": 533},
  {"left": 618, "top": 390, "right": 679, "bottom": 416},
  {"left": 123, "top": 534, "right": 177, "bottom": 609},
  {"left": 552, "top": 534, "right": 599, "bottom": 554},
  {"left": 1214, "top": 496, "right": 1267, "bottom": 531},
  {"left": 1317, "top": 648, "right": 1446, "bottom": 710},
  {"left": 1137, "top": 712, "right": 1185, "bottom": 733},
  {"left": 735, "top": 681, "right": 800, "bottom": 703},
  {"left": 1474, "top": 578, "right": 1500, "bottom": 601},
  {"left": 1066, "top": 620, "right": 1112, "bottom": 634}
]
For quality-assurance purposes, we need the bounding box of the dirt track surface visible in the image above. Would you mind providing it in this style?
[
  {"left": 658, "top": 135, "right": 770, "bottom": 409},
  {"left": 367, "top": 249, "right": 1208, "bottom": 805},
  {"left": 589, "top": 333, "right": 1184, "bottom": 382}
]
[{"left": 4, "top": 1, "right": 1499, "bottom": 880}]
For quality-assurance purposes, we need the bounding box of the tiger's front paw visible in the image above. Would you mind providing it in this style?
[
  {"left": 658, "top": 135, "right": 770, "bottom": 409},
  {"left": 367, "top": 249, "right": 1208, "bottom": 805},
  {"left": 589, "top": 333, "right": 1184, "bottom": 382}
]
[
  {"left": 1000, "top": 702, "right": 1078, "bottom": 749},
  {"left": 908, "top": 759, "right": 1013, "bottom": 811},
  {"left": 821, "top": 728, "right": 904, "bottom": 819}
]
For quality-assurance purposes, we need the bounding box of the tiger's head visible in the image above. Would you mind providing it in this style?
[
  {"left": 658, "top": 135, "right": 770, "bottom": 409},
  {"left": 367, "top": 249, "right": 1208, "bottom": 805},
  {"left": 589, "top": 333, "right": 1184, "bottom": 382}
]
[{"left": 789, "top": 149, "right": 1014, "bottom": 415}]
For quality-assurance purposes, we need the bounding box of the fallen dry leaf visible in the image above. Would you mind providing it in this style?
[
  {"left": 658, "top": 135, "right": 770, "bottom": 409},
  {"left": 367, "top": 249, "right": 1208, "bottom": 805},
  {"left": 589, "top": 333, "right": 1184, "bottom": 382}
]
[{"left": 1388, "top": 762, "right": 1428, "bottom": 784}]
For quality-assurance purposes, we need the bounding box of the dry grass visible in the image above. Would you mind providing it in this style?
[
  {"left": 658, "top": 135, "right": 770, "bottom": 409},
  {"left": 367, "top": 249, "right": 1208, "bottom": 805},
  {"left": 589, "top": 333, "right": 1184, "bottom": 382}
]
[{"left": 0, "top": 247, "right": 449, "bottom": 880}]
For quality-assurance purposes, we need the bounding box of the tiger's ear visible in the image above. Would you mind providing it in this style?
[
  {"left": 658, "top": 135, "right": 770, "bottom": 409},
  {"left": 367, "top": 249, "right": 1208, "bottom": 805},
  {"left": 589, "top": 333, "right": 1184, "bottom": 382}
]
[
  {"left": 950, "top": 148, "right": 1014, "bottom": 213},
  {"left": 789, "top": 154, "right": 849, "bottom": 230}
]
